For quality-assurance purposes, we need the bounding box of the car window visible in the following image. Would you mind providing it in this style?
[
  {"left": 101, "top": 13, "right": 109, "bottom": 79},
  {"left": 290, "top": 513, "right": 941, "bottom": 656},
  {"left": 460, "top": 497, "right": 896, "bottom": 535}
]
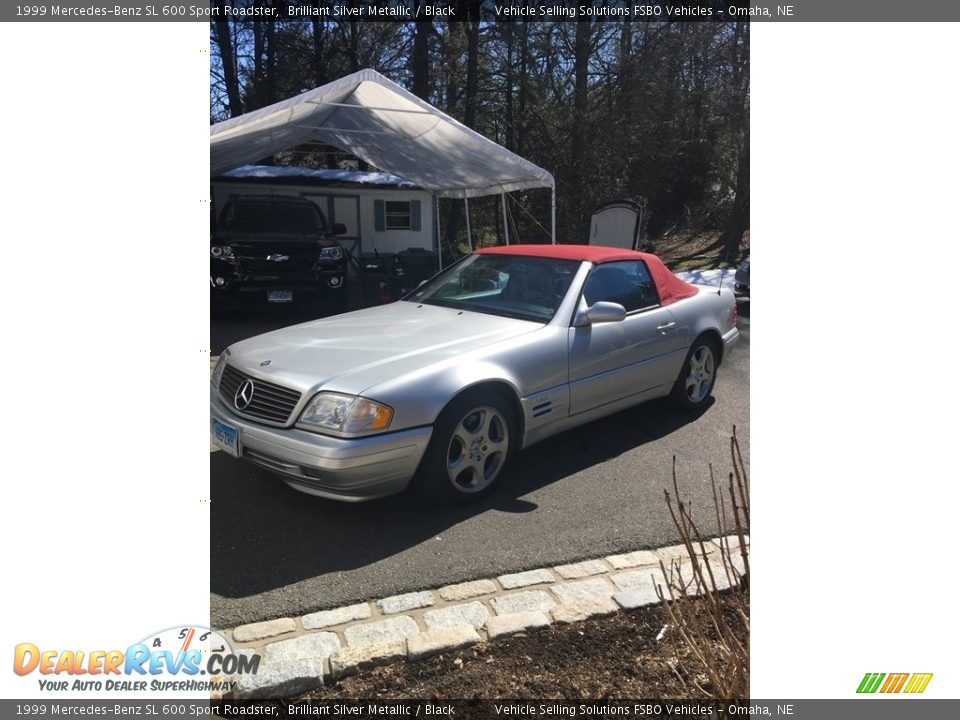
[
  {"left": 221, "top": 200, "right": 326, "bottom": 235},
  {"left": 406, "top": 254, "right": 579, "bottom": 323},
  {"left": 582, "top": 260, "right": 659, "bottom": 312}
]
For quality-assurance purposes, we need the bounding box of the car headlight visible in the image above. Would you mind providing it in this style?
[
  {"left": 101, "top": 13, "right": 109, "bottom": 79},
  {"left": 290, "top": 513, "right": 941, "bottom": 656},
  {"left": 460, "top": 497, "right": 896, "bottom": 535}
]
[
  {"left": 319, "top": 246, "right": 343, "bottom": 260},
  {"left": 298, "top": 392, "right": 393, "bottom": 435},
  {"left": 211, "top": 351, "right": 229, "bottom": 388},
  {"left": 211, "top": 245, "right": 234, "bottom": 259}
]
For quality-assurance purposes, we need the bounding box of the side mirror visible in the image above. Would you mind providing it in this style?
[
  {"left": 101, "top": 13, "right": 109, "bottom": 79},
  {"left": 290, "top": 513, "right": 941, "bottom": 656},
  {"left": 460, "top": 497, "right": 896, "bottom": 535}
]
[
  {"left": 576, "top": 301, "right": 627, "bottom": 327},
  {"left": 332, "top": 223, "right": 348, "bottom": 236}
]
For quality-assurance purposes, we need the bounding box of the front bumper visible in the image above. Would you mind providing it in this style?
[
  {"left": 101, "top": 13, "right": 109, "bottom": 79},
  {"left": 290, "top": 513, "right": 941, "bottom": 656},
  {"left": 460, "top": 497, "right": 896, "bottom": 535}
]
[
  {"left": 210, "top": 258, "right": 346, "bottom": 297},
  {"left": 211, "top": 386, "right": 432, "bottom": 501}
]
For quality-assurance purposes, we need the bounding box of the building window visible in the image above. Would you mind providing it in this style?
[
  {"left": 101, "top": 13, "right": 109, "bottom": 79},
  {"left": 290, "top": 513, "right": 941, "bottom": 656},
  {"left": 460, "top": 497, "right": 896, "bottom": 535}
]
[{"left": 385, "top": 201, "right": 411, "bottom": 230}]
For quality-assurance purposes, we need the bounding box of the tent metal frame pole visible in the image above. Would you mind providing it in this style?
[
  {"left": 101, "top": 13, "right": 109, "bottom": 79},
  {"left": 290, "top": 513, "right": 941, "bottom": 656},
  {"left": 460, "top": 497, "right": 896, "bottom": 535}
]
[
  {"left": 464, "top": 196, "right": 473, "bottom": 252},
  {"left": 435, "top": 194, "right": 442, "bottom": 272},
  {"left": 551, "top": 184, "right": 557, "bottom": 244},
  {"left": 290, "top": 125, "right": 399, "bottom": 135},
  {"left": 304, "top": 101, "right": 435, "bottom": 115},
  {"left": 501, "top": 192, "right": 510, "bottom": 246}
]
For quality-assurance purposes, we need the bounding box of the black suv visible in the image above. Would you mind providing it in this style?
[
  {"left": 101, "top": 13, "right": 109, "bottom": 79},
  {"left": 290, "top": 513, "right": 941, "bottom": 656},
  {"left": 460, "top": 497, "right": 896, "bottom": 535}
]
[{"left": 210, "top": 195, "right": 348, "bottom": 314}]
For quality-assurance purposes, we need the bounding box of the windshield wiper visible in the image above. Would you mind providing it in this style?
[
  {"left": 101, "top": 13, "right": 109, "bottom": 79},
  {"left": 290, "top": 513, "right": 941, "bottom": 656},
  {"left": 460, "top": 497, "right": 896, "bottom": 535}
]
[
  {"left": 419, "top": 298, "right": 463, "bottom": 310},
  {"left": 418, "top": 298, "right": 547, "bottom": 323},
  {"left": 490, "top": 310, "right": 547, "bottom": 323}
]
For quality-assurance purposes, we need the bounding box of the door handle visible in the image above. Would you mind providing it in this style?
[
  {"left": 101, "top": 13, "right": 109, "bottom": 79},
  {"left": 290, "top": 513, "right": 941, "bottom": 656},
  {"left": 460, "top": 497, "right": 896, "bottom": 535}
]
[{"left": 657, "top": 322, "right": 677, "bottom": 334}]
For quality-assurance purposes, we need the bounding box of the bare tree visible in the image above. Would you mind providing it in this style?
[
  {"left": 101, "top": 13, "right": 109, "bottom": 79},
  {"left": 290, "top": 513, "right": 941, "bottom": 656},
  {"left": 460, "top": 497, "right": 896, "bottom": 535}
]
[
  {"left": 412, "top": 10, "right": 430, "bottom": 100},
  {"left": 212, "top": 1, "right": 242, "bottom": 117},
  {"left": 209, "top": 17, "right": 750, "bottom": 253},
  {"left": 462, "top": 5, "right": 480, "bottom": 129},
  {"left": 720, "top": 22, "right": 750, "bottom": 261},
  {"left": 569, "top": 19, "right": 594, "bottom": 241}
]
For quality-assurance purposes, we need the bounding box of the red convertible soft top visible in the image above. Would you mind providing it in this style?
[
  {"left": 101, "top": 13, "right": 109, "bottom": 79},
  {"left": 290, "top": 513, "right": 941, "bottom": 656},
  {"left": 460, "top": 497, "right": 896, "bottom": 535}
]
[{"left": 476, "top": 244, "right": 698, "bottom": 307}]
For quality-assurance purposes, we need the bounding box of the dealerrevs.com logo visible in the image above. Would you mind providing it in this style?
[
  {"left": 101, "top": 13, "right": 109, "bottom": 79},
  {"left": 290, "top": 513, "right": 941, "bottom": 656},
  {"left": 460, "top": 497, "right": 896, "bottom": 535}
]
[
  {"left": 13, "top": 625, "right": 259, "bottom": 693},
  {"left": 857, "top": 672, "right": 933, "bottom": 694}
]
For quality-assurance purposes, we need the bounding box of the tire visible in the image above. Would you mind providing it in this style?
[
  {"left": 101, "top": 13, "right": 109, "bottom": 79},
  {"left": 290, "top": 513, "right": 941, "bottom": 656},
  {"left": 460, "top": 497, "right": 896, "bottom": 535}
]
[
  {"left": 415, "top": 389, "right": 517, "bottom": 503},
  {"left": 671, "top": 335, "right": 719, "bottom": 411}
]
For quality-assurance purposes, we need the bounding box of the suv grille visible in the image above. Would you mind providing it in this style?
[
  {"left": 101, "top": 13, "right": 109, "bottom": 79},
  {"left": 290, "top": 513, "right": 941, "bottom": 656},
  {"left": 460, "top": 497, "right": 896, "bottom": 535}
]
[
  {"left": 218, "top": 365, "right": 302, "bottom": 425},
  {"left": 237, "top": 249, "right": 318, "bottom": 273}
]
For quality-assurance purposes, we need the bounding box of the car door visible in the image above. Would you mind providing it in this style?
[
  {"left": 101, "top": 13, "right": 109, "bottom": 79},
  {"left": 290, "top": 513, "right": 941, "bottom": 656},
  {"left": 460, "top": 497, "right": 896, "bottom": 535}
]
[{"left": 568, "top": 261, "right": 688, "bottom": 415}]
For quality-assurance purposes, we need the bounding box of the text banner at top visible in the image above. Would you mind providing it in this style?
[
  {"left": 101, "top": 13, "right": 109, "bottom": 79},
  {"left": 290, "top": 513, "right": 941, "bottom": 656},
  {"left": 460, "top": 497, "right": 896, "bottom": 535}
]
[{"left": 5, "top": 0, "right": 960, "bottom": 23}]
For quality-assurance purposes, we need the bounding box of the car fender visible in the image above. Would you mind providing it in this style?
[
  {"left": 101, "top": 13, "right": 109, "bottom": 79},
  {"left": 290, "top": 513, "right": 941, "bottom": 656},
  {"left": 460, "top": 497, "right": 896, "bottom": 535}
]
[
  {"left": 359, "top": 328, "right": 570, "bottom": 434},
  {"left": 673, "top": 287, "right": 737, "bottom": 361}
]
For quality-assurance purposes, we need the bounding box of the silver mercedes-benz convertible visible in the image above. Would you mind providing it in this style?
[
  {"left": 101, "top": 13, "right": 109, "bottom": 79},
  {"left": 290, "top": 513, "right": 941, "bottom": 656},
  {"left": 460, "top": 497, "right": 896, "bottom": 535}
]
[{"left": 211, "top": 244, "right": 739, "bottom": 502}]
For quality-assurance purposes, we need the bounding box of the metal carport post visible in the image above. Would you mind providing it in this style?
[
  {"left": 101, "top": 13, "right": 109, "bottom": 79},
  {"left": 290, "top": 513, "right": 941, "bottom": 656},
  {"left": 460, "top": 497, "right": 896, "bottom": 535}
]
[
  {"left": 551, "top": 182, "right": 557, "bottom": 244},
  {"left": 434, "top": 193, "right": 442, "bottom": 272},
  {"left": 501, "top": 192, "right": 510, "bottom": 245}
]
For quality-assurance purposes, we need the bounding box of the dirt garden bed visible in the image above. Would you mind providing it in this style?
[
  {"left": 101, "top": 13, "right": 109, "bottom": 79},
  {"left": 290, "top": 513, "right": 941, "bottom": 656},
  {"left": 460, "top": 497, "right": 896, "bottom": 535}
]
[{"left": 299, "top": 590, "right": 748, "bottom": 701}]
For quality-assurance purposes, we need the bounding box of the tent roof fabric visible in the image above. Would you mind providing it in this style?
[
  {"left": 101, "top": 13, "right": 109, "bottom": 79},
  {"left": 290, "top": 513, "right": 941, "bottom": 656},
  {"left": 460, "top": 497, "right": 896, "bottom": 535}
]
[
  {"left": 476, "top": 244, "right": 699, "bottom": 307},
  {"left": 210, "top": 69, "right": 554, "bottom": 199}
]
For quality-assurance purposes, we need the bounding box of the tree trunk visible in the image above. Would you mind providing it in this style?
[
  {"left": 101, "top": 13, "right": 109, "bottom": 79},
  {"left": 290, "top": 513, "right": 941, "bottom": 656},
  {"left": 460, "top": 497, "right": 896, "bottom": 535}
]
[
  {"left": 348, "top": 22, "right": 360, "bottom": 72},
  {"left": 412, "top": 11, "right": 430, "bottom": 100},
  {"left": 463, "top": 12, "right": 480, "bottom": 129},
  {"left": 311, "top": 15, "right": 327, "bottom": 87},
  {"left": 516, "top": 20, "right": 528, "bottom": 155},
  {"left": 618, "top": 21, "right": 633, "bottom": 135},
  {"left": 720, "top": 22, "right": 750, "bottom": 261},
  {"left": 265, "top": 18, "right": 276, "bottom": 105},
  {"left": 569, "top": 21, "right": 592, "bottom": 242},
  {"left": 253, "top": 5, "right": 265, "bottom": 107},
  {"left": 720, "top": 132, "right": 749, "bottom": 261},
  {"left": 213, "top": 2, "right": 242, "bottom": 117},
  {"left": 504, "top": 25, "right": 514, "bottom": 150}
]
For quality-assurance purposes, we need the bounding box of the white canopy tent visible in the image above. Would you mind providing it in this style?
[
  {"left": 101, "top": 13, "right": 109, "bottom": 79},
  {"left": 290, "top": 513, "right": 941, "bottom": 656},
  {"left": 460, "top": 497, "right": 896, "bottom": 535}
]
[{"left": 211, "top": 69, "right": 555, "bottom": 259}]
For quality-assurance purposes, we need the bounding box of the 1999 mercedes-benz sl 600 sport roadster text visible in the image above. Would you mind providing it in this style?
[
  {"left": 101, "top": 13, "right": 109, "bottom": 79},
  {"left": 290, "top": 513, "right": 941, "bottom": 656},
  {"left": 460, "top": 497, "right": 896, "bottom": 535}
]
[{"left": 210, "top": 244, "right": 739, "bottom": 502}]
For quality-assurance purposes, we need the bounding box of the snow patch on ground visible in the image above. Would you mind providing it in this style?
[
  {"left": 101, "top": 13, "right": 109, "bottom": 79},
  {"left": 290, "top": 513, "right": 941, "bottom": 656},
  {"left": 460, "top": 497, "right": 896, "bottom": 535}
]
[
  {"left": 674, "top": 268, "right": 733, "bottom": 288},
  {"left": 223, "top": 164, "right": 416, "bottom": 187}
]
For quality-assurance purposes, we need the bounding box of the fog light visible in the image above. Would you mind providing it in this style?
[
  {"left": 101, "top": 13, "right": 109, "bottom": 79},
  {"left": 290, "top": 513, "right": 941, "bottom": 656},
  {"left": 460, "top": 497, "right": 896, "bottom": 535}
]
[
  {"left": 328, "top": 276, "right": 343, "bottom": 288},
  {"left": 215, "top": 277, "right": 226, "bottom": 287}
]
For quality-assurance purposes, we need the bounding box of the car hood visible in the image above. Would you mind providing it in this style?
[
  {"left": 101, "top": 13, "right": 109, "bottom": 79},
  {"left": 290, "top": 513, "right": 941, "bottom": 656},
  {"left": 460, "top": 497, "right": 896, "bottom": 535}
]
[{"left": 225, "top": 301, "right": 541, "bottom": 396}]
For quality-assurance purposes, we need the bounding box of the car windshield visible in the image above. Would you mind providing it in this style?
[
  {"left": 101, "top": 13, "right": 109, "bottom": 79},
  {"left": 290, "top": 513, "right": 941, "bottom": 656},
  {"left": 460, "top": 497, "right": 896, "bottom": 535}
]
[
  {"left": 405, "top": 254, "right": 580, "bottom": 323},
  {"left": 221, "top": 200, "right": 326, "bottom": 235}
]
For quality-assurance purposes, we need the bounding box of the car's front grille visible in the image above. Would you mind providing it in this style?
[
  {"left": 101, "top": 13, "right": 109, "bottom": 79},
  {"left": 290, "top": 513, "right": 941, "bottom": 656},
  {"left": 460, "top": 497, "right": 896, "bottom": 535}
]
[
  {"left": 218, "top": 365, "right": 302, "bottom": 425},
  {"left": 238, "top": 250, "right": 317, "bottom": 273}
]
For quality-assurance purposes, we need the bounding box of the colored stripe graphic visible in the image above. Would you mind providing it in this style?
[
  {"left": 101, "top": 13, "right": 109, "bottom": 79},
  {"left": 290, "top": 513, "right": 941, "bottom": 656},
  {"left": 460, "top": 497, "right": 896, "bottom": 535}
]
[
  {"left": 856, "top": 673, "right": 885, "bottom": 693},
  {"left": 880, "top": 673, "right": 908, "bottom": 693},
  {"left": 857, "top": 672, "right": 932, "bottom": 694},
  {"left": 904, "top": 673, "right": 933, "bottom": 694},
  {"left": 891, "top": 673, "right": 910, "bottom": 693}
]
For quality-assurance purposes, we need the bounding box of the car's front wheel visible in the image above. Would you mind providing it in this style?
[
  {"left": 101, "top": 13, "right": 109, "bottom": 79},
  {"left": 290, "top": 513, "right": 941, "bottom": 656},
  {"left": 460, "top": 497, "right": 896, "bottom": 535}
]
[
  {"left": 416, "top": 390, "right": 516, "bottom": 503},
  {"left": 671, "top": 336, "right": 718, "bottom": 410}
]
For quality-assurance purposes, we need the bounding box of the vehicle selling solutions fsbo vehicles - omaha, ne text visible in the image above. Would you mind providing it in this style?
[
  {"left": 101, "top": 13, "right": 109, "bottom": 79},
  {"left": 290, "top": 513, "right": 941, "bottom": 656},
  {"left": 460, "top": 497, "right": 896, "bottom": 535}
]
[
  {"left": 210, "top": 245, "right": 739, "bottom": 502},
  {"left": 210, "top": 195, "right": 348, "bottom": 313}
]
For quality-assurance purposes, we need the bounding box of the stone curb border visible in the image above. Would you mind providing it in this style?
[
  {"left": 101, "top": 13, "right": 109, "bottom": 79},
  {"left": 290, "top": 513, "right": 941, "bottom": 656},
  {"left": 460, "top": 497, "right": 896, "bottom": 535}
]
[{"left": 217, "top": 536, "right": 748, "bottom": 699}]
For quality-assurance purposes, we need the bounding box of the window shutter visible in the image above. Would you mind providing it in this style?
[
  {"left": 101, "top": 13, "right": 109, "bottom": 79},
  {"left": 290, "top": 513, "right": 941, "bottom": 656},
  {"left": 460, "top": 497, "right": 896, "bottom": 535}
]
[
  {"left": 410, "top": 200, "right": 422, "bottom": 232},
  {"left": 374, "top": 200, "right": 385, "bottom": 232}
]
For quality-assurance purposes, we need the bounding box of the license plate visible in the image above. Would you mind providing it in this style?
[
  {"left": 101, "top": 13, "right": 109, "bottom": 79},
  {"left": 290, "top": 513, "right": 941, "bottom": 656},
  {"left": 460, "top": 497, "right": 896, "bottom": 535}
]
[
  {"left": 211, "top": 418, "right": 240, "bottom": 458},
  {"left": 267, "top": 290, "right": 293, "bottom": 303}
]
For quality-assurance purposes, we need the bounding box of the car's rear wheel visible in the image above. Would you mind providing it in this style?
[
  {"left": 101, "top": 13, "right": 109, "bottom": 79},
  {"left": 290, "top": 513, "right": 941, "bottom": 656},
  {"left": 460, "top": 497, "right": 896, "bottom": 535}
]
[
  {"left": 416, "top": 390, "right": 516, "bottom": 503},
  {"left": 671, "top": 336, "right": 718, "bottom": 410}
]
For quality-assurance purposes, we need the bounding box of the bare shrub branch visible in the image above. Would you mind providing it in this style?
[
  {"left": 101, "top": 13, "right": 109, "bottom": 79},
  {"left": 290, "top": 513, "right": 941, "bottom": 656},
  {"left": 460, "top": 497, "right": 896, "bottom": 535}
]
[{"left": 656, "top": 426, "right": 749, "bottom": 699}]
